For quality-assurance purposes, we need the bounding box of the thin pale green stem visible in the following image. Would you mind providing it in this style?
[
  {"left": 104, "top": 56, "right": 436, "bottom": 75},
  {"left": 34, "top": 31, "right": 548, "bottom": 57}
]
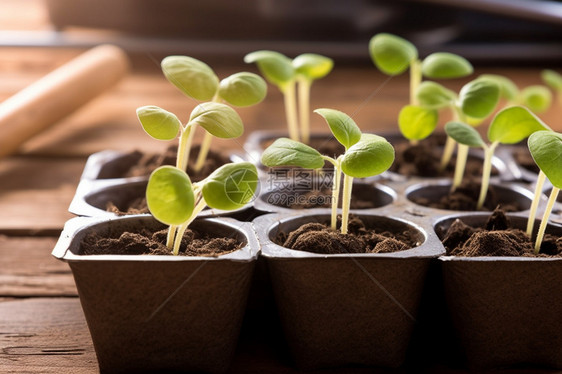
[
  {"left": 193, "top": 131, "right": 213, "bottom": 172},
  {"left": 440, "top": 106, "right": 460, "bottom": 171},
  {"left": 534, "top": 187, "right": 559, "bottom": 254},
  {"left": 283, "top": 81, "right": 300, "bottom": 142},
  {"left": 440, "top": 136, "right": 456, "bottom": 171},
  {"left": 410, "top": 59, "right": 422, "bottom": 106},
  {"left": 331, "top": 164, "right": 342, "bottom": 231},
  {"left": 172, "top": 194, "right": 207, "bottom": 256},
  {"left": 526, "top": 170, "right": 547, "bottom": 236},
  {"left": 166, "top": 225, "right": 178, "bottom": 249},
  {"left": 476, "top": 142, "right": 498, "bottom": 210},
  {"left": 451, "top": 143, "right": 469, "bottom": 192},
  {"left": 297, "top": 77, "right": 312, "bottom": 144},
  {"left": 177, "top": 123, "right": 197, "bottom": 172},
  {"left": 340, "top": 174, "right": 354, "bottom": 234}
]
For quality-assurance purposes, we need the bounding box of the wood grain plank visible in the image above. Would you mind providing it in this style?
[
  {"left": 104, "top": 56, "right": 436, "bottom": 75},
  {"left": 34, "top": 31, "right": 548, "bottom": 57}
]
[
  {"left": 0, "top": 236, "right": 76, "bottom": 297},
  {"left": 0, "top": 298, "right": 97, "bottom": 374},
  {"left": 0, "top": 157, "right": 84, "bottom": 232}
]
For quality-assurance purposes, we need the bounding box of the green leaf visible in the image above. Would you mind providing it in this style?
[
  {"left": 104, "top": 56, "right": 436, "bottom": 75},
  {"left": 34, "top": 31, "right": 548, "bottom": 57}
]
[
  {"left": 421, "top": 52, "right": 473, "bottom": 79},
  {"left": 218, "top": 72, "right": 267, "bottom": 107},
  {"left": 202, "top": 162, "right": 259, "bottom": 210},
  {"left": 136, "top": 106, "right": 181, "bottom": 141},
  {"left": 189, "top": 102, "right": 243, "bottom": 139},
  {"left": 146, "top": 166, "right": 194, "bottom": 225},
  {"left": 369, "top": 33, "right": 418, "bottom": 76},
  {"left": 292, "top": 53, "right": 334, "bottom": 81},
  {"left": 161, "top": 56, "right": 219, "bottom": 101},
  {"left": 520, "top": 85, "right": 552, "bottom": 113},
  {"left": 244, "top": 50, "right": 295, "bottom": 90},
  {"left": 479, "top": 74, "right": 519, "bottom": 101},
  {"left": 314, "top": 108, "right": 361, "bottom": 149},
  {"left": 341, "top": 134, "right": 395, "bottom": 178},
  {"left": 261, "top": 138, "right": 324, "bottom": 169},
  {"left": 459, "top": 78, "right": 500, "bottom": 119},
  {"left": 444, "top": 121, "right": 485, "bottom": 147},
  {"left": 488, "top": 106, "right": 550, "bottom": 144},
  {"left": 398, "top": 105, "right": 438, "bottom": 141},
  {"left": 528, "top": 131, "right": 562, "bottom": 188},
  {"left": 416, "top": 81, "right": 456, "bottom": 109},
  {"left": 541, "top": 69, "right": 562, "bottom": 91}
]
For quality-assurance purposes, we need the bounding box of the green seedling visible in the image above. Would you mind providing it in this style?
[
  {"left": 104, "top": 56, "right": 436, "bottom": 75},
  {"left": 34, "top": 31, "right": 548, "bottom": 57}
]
[
  {"left": 369, "top": 33, "right": 472, "bottom": 145},
  {"left": 161, "top": 56, "right": 266, "bottom": 172},
  {"left": 528, "top": 130, "right": 562, "bottom": 253},
  {"left": 137, "top": 103, "right": 243, "bottom": 174},
  {"left": 481, "top": 74, "right": 552, "bottom": 113},
  {"left": 261, "top": 108, "right": 394, "bottom": 234},
  {"left": 245, "top": 51, "right": 333, "bottom": 143},
  {"left": 416, "top": 77, "right": 500, "bottom": 183},
  {"left": 541, "top": 69, "right": 562, "bottom": 106},
  {"left": 445, "top": 106, "right": 549, "bottom": 210},
  {"left": 146, "top": 162, "right": 258, "bottom": 255}
]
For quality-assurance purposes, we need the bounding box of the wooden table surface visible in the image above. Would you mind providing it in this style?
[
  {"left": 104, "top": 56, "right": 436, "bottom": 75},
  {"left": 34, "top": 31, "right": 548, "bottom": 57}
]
[{"left": 0, "top": 47, "right": 561, "bottom": 373}]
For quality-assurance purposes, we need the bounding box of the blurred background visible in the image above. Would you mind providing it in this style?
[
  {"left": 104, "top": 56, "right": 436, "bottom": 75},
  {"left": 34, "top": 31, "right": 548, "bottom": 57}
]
[{"left": 1, "top": 0, "right": 561, "bottom": 65}]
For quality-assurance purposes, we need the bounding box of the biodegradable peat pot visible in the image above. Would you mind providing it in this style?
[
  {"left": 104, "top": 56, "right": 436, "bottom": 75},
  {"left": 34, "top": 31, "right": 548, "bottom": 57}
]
[
  {"left": 68, "top": 177, "right": 256, "bottom": 219},
  {"left": 405, "top": 180, "right": 535, "bottom": 212},
  {"left": 254, "top": 179, "right": 396, "bottom": 213},
  {"left": 435, "top": 213, "right": 562, "bottom": 369},
  {"left": 52, "top": 215, "right": 259, "bottom": 374},
  {"left": 79, "top": 148, "right": 241, "bottom": 181},
  {"left": 253, "top": 211, "right": 444, "bottom": 369}
]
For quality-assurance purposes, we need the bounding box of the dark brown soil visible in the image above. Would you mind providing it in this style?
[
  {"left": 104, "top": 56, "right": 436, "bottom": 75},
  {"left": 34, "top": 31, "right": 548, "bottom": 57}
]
[
  {"left": 275, "top": 216, "right": 420, "bottom": 255},
  {"left": 80, "top": 226, "right": 242, "bottom": 256},
  {"left": 513, "top": 146, "right": 539, "bottom": 174},
  {"left": 105, "top": 145, "right": 230, "bottom": 181},
  {"left": 440, "top": 208, "right": 562, "bottom": 257},
  {"left": 390, "top": 136, "right": 497, "bottom": 178},
  {"left": 106, "top": 198, "right": 148, "bottom": 215},
  {"left": 410, "top": 180, "right": 521, "bottom": 211}
]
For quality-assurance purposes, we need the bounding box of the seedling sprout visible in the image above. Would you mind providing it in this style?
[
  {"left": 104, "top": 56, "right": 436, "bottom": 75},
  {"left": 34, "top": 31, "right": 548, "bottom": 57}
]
[
  {"left": 137, "top": 102, "right": 243, "bottom": 173},
  {"left": 245, "top": 51, "right": 333, "bottom": 143},
  {"left": 541, "top": 69, "right": 562, "bottom": 106},
  {"left": 481, "top": 74, "right": 553, "bottom": 113},
  {"left": 369, "top": 33, "right": 472, "bottom": 145},
  {"left": 160, "top": 56, "right": 266, "bottom": 172},
  {"left": 445, "top": 106, "right": 549, "bottom": 210},
  {"left": 261, "top": 108, "right": 394, "bottom": 234},
  {"left": 417, "top": 77, "right": 500, "bottom": 186},
  {"left": 146, "top": 162, "right": 258, "bottom": 255},
  {"left": 528, "top": 130, "right": 562, "bottom": 253}
]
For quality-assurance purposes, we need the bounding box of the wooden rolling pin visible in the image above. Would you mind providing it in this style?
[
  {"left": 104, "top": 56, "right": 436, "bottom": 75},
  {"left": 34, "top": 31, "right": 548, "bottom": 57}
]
[{"left": 0, "top": 44, "right": 129, "bottom": 158}]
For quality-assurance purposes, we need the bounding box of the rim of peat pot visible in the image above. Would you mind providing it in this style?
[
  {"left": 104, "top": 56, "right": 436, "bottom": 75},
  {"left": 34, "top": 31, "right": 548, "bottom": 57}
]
[
  {"left": 405, "top": 179, "right": 538, "bottom": 213},
  {"left": 252, "top": 210, "right": 444, "bottom": 370},
  {"left": 434, "top": 212, "right": 562, "bottom": 369},
  {"left": 68, "top": 177, "right": 256, "bottom": 219},
  {"left": 52, "top": 214, "right": 259, "bottom": 374},
  {"left": 254, "top": 179, "right": 396, "bottom": 214}
]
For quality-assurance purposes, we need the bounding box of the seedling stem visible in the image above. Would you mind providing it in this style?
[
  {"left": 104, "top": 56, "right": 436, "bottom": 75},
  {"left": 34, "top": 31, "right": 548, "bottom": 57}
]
[
  {"left": 526, "top": 170, "right": 547, "bottom": 236},
  {"left": 283, "top": 81, "right": 300, "bottom": 141},
  {"left": 298, "top": 76, "right": 312, "bottom": 144},
  {"left": 535, "top": 187, "right": 559, "bottom": 253}
]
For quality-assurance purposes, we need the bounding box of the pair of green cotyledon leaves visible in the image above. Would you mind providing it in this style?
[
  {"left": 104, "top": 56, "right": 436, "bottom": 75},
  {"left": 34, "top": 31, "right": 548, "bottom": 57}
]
[
  {"left": 146, "top": 161, "right": 259, "bottom": 226},
  {"left": 262, "top": 109, "right": 395, "bottom": 178},
  {"left": 243, "top": 51, "right": 333, "bottom": 91},
  {"left": 162, "top": 55, "right": 267, "bottom": 106},
  {"left": 445, "top": 106, "right": 561, "bottom": 188},
  {"left": 399, "top": 77, "right": 502, "bottom": 141}
]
